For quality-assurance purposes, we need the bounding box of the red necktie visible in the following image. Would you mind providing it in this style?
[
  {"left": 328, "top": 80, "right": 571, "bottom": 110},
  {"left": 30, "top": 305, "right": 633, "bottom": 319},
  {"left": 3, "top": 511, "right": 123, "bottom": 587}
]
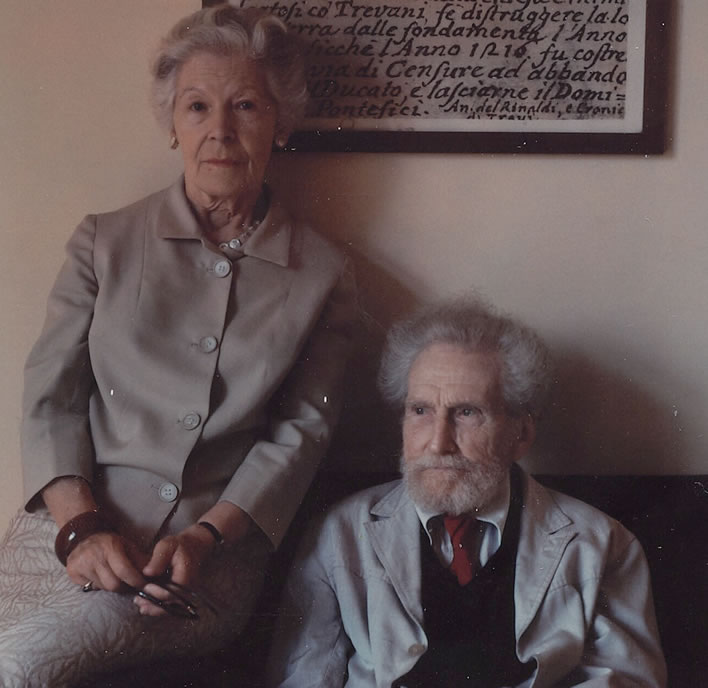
[{"left": 443, "top": 514, "right": 479, "bottom": 586}]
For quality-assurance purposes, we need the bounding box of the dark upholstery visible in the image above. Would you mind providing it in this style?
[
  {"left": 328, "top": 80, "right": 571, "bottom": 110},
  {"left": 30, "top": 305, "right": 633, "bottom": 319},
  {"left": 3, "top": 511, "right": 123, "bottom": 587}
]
[{"left": 81, "top": 473, "right": 708, "bottom": 687}]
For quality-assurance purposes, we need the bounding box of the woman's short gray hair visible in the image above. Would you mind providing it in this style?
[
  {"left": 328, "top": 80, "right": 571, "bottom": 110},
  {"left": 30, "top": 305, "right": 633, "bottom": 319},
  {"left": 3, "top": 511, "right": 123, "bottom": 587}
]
[
  {"left": 378, "top": 297, "right": 554, "bottom": 420},
  {"left": 151, "top": 4, "right": 307, "bottom": 136}
]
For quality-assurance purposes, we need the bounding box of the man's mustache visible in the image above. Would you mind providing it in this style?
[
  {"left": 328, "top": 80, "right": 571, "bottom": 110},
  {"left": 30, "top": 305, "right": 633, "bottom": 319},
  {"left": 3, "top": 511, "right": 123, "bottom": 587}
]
[{"left": 404, "top": 454, "right": 470, "bottom": 473}]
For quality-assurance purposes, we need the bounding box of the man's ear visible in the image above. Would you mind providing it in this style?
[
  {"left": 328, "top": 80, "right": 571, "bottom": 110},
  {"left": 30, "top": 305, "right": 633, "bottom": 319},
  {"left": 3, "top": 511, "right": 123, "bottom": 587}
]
[{"left": 512, "top": 413, "right": 536, "bottom": 463}]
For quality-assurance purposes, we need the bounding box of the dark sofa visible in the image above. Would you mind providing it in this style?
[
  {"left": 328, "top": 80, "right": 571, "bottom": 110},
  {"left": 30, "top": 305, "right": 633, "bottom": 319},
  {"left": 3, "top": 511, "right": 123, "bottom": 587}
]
[{"left": 82, "top": 472, "right": 708, "bottom": 687}]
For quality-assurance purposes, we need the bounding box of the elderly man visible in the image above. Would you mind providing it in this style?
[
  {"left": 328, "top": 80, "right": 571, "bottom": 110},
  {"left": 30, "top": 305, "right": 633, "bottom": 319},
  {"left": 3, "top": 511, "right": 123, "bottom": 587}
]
[{"left": 267, "top": 298, "right": 667, "bottom": 688}]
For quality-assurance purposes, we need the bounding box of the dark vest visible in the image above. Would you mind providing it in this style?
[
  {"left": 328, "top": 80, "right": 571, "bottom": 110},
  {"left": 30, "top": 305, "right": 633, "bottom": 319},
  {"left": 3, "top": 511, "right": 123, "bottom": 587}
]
[{"left": 394, "top": 465, "right": 536, "bottom": 688}]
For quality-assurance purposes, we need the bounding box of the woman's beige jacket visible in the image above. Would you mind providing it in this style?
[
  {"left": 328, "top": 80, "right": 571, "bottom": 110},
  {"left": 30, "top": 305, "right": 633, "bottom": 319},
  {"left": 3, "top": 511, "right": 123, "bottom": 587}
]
[{"left": 21, "top": 178, "right": 356, "bottom": 550}]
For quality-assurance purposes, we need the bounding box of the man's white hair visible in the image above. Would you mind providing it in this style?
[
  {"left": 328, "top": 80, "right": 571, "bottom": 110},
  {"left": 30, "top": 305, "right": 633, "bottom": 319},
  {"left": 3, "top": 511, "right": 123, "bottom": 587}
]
[{"left": 378, "top": 296, "right": 553, "bottom": 420}]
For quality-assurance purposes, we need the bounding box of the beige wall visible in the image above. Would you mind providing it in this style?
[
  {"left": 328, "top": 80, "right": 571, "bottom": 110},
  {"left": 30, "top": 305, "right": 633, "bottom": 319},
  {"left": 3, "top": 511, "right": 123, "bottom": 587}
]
[{"left": 1, "top": 1, "right": 705, "bottom": 532}]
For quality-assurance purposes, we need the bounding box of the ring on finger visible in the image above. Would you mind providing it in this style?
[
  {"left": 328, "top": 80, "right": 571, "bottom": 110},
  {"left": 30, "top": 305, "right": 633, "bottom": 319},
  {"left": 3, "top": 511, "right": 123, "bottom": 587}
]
[{"left": 82, "top": 580, "right": 94, "bottom": 593}]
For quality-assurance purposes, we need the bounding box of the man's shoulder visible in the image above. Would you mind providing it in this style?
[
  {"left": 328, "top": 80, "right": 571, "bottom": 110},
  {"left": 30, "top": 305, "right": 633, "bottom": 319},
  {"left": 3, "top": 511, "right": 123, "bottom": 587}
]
[
  {"left": 327, "top": 478, "right": 405, "bottom": 521},
  {"left": 525, "top": 473, "right": 637, "bottom": 546},
  {"left": 299, "top": 479, "right": 405, "bottom": 560}
]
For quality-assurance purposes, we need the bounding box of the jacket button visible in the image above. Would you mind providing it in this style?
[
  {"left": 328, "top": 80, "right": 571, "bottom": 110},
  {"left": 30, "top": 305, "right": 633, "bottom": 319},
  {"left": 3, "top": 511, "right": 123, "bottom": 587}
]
[
  {"left": 408, "top": 644, "right": 426, "bottom": 656},
  {"left": 214, "top": 260, "right": 231, "bottom": 277},
  {"left": 158, "top": 482, "right": 179, "bottom": 502},
  {"left": 199, "top": 336, "right": 218, "bottom": 353},
  {"left": 182, "top": 412, "right": 201, "bottom": 430}
]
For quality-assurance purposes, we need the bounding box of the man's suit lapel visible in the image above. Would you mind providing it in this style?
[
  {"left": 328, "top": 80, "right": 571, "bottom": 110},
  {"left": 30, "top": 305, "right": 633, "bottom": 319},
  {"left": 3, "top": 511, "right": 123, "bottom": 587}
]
[
  {"left": 360, "top": 475, "right": 579, "bottom": 645},
  {"left": 365, "top": 482, "right": 425, "bottom": 628},
  {"left": 514, "top": 473, "right": 578, "bottom": 640}
]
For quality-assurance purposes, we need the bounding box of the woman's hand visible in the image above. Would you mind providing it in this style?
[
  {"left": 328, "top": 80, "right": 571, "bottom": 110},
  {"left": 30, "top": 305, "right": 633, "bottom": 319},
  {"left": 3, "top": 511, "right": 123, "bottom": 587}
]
[
  {"left": 136, "top": 501, "right": 252, "bottom": 617},
  {"left": 135, "top": 524, "right": 215, "bottom": 616},
  {"left": 66, "top": 531, "right": 149, "bottom": 592},
  {"left": 144, "top": 524, "right": 215, "bottom": 586},
  {"left": 43, "top": 475, "right": 148, "bottom": 591}
]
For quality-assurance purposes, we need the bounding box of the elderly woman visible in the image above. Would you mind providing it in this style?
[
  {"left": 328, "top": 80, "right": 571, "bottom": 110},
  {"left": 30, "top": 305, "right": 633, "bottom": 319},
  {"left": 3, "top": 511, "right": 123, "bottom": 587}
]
[{"left": 0, "top": 5, "right": 355, "bottom": 686}]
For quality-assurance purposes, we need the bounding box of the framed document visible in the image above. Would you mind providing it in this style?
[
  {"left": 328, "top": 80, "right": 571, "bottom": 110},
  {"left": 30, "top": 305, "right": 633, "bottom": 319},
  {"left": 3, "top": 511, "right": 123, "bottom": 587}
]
[{"left": 207, "top": 0, "right": 671, "bottom": 154}]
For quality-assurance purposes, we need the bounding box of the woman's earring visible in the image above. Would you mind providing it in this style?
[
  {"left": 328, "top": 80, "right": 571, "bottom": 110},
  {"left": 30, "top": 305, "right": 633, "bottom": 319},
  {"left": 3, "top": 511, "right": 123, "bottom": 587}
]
[{"left": 169, "top": 135, "right": 179, "bottom": 150}]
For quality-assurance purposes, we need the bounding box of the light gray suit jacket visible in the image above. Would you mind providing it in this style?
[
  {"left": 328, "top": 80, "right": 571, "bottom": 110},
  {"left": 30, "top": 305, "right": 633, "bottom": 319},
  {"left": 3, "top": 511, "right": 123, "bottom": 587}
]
[
  {"left": 21, "top": 178, "right": 356, "bottom": 550},
  {"left": 268, "top": 471, "right": 667, "bottom": 687}
]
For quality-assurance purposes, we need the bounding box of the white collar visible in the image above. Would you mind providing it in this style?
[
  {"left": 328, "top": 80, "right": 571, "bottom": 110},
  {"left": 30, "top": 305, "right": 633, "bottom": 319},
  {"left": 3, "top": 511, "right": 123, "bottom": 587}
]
[{"left": 414, "top": 473, "right": 511, "bottom": 544}]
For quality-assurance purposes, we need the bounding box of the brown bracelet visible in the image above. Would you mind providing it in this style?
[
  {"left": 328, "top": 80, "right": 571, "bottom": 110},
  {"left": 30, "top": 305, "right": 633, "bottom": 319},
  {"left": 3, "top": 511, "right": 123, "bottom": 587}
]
[{"left": 54, "top": 510, "right": 115, "bottom": 566}]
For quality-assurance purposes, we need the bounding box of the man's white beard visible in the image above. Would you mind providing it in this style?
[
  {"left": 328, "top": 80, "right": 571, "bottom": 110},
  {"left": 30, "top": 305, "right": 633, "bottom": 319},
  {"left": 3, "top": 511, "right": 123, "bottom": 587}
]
[{"left": 401, "top": 453, "right": 510, "bottom": 515}]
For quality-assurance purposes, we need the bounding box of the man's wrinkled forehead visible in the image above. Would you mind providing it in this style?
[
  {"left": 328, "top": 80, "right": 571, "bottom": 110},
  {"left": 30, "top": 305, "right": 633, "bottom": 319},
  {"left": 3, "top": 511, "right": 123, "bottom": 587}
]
[{"left": 406, "top": 343, "right": 503, "bottom": 407}]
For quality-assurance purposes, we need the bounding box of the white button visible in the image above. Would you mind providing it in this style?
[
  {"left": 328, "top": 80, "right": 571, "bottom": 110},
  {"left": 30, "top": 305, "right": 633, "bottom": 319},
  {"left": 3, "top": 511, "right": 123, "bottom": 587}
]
[
  {"left": 182, "top": 412, "right": 201, "bottom": 430},
  {"left": 408, "top": 643, "right": 426, "bottom": 656},
  {"left": 228, "top": 238, "right": 242, "bottom": 249},
  {"left": 214, "top": 260, "right": 231, "bottom": 277},
  {"left": 158, "top": 482, "right": 179, "bottom": 502},
  {"left": 199, "top": 336, "right": 218, "bottom": 353}
]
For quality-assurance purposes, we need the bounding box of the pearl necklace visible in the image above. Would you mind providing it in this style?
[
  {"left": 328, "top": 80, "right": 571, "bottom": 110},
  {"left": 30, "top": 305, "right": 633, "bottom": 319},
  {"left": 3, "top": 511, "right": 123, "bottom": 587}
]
[{"left": 218, "top": 220, "right": 261, "bottom": 251}]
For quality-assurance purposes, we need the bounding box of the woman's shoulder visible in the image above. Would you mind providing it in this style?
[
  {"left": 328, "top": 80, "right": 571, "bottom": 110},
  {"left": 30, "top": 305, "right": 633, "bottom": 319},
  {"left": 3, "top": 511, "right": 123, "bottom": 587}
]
[
  {"left": 273, "top": 202, "right": 348, "bottom": 274},
  {"left": 91, "top": 180, "right": 179, "bottom": 227}
]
